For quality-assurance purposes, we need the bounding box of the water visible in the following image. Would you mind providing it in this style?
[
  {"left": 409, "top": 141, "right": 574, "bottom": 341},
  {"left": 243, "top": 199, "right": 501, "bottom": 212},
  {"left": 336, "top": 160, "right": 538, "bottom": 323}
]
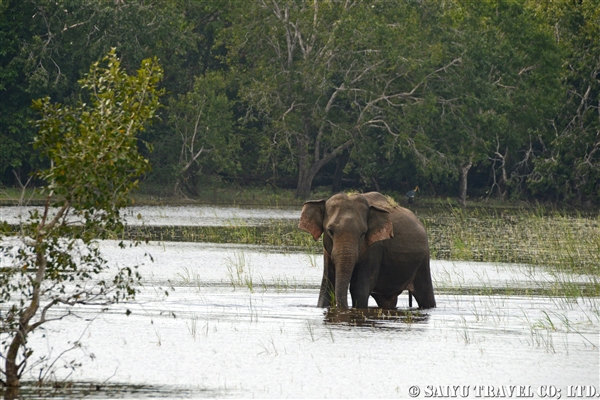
[
  {"left": 0, "top": 205, "right": 300, "bottom": 227},
  {"left": 16, "top": 241, "right": 600, "bottom": 398},
  {"left": 2, "top": 206, "right": 599, "bottom": 398}
]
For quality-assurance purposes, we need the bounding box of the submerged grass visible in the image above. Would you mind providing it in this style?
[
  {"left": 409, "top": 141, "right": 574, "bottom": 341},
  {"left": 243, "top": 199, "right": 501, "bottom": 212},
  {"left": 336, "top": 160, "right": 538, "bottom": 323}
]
[
  {"left": 124, "top": 221, "right": 318, "bottom": 249},
  {"left": 122, "top": 206, "right": 599, "bottom": 280},
  {"left": 4, "top": 198, "right": 598, "bottom": 296},
  {"left": 423, "top": 207, "right": 600, "bottom": 278},
  {"left": 0, "top": 382, "right": 206, "bottom": 399}
]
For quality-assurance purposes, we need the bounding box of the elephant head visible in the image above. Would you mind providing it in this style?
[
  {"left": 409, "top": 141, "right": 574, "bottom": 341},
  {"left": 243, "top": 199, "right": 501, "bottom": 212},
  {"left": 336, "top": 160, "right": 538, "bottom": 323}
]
[{"left": 299, "top": 193, "right": 393, "bottom": 308}]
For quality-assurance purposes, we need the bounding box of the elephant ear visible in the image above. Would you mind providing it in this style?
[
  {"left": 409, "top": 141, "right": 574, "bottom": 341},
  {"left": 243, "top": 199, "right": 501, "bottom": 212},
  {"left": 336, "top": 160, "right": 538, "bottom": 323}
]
[
  {"left": 367, "top": 206, "right": 393, "bottom": 245},
  {"left": 299, "top": 200, "right": 326, "bottom": 241}
]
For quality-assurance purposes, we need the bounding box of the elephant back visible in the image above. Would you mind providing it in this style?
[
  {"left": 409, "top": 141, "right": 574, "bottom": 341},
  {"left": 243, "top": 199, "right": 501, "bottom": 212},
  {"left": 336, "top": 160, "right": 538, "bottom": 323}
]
[{"left": 363, "top": 192, "right": 428, "bottom": 248}]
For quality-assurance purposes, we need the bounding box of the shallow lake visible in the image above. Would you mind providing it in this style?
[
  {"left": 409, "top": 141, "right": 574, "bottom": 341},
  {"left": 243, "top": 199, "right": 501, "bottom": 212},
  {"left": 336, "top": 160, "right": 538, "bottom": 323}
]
[
  {"left": 2, "top": 206, "right": 599, "bottom": 399},
  {"left": 0, "top": 205, "right": 300, "bottom": 227}
]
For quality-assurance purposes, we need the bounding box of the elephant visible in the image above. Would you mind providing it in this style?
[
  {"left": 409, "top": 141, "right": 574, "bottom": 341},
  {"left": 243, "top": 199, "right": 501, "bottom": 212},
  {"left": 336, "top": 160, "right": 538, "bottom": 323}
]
[{"left": 299, "top": 191, "right": 436, "bottom": 309}]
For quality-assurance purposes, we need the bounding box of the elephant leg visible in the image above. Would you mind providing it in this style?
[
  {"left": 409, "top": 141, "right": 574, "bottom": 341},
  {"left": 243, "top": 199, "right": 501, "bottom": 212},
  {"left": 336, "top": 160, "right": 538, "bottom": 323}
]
[
  {"left": 350, "top": 286, "right": 370, "bottom": 308},
  {"left": 350, "top": 252, "right": 381, "bottom": 309},
  {"left": 317, "top": 250, "right": 336, "bottom": 308},
  {"left": 411, "top": 260, "right": 436, "bottom": 309},
  {"left": 349, "top": 271, "right": 371, "bottom": 309},
  {"left": 371, "top": 293, "right": 398, "bottom": 309}
]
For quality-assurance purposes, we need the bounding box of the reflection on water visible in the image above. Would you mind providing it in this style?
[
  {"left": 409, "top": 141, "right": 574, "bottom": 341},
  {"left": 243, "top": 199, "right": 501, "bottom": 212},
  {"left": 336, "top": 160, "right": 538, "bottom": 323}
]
[
  {"left": 324, "top": 307, "right": 430, "bottom": 326},
  {"left": 13, "top": 382, "right": 207, "bottom": 400}
]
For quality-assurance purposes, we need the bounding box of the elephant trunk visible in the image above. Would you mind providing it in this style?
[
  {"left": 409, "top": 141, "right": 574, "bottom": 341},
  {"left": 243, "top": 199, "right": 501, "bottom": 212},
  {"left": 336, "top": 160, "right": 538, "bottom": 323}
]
[{"left": 331, "top": 243, "right": 358, "bottom": 309}]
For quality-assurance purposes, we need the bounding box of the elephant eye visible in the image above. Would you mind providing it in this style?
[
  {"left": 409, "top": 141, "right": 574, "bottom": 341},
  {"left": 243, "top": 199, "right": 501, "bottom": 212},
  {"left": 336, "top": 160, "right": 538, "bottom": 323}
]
[
  {"left": 327, "top": 227, "right": 334, "bottom": 237},
  {"left": 360, "top": 231, "right": 367, "bottom": 239}
]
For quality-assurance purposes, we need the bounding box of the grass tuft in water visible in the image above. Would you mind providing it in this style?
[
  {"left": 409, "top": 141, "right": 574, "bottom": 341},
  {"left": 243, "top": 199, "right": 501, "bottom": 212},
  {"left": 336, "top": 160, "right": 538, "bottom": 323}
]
[{"left": 422, "top": 206, "right": 600, "bottom": 296}]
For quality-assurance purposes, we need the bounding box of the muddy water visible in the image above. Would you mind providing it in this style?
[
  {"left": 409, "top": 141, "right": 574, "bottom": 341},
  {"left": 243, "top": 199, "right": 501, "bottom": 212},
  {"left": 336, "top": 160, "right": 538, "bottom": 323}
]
[{"left": 2, "top": 206, "right": 599, "bottom": 398}]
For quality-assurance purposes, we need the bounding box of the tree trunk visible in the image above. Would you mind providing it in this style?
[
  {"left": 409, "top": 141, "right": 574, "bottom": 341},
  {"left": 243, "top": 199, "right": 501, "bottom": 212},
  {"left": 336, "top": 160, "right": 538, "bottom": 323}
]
[
  {"left": 294, "top": 138, "right": 353, "bottom": 199},
  {"left": 4, "top": 227, "right": 50, "bottom": 399},
  {"left": 331, "top": 150, "right": 349, "bottom": 194},
  {"left": 371, "top": 176, "right": 381, "bottom": 192},
  {"left": 295, "top": 167, "right": 317, "bottom": 199},
  {"left": 5, "top": 332, "right": 25, "bottom": 400},
  {"left": 295, "top": 135, "right": 314, "bottom": 199},
  {"left": 458, "top": 159, "right": 472, "bottom": 207}
]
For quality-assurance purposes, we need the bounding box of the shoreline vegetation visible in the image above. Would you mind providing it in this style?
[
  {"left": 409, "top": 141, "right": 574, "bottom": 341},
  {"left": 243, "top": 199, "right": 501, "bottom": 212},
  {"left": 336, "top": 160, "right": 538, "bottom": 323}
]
[
  {"left": 2, "top": 183, "right": 598, "bottom": 210},
  {"left": 2, "top": 184, "right": 599, "bottom": 294}
]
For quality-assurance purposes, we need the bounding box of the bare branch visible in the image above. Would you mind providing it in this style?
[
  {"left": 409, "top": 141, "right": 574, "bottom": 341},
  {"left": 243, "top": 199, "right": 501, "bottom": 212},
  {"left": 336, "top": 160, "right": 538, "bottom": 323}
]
[
  {"left": 40, "top": 200, "right": 71, "bottom": 234},
  {"left": 309, "top": 139, "right": 353, "bottom": 176},
  {"left": 518, "top": 64, "right": 538, "bottom": 75},
  {"left": 357, "top": 57, "right": 462, "bottom": 126}
]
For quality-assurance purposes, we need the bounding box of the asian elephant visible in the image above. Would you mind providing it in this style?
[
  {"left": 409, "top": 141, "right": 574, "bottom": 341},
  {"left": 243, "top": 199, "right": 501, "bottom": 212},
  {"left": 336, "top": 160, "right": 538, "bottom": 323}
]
[{"left": 299, "top": 191, "right": 436, "bottom": 309}]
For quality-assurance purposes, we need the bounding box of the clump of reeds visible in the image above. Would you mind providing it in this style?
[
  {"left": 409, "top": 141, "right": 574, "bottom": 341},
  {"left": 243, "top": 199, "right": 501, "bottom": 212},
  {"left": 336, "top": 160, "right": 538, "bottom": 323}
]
[
  {"left": 423, "top": 206, "right": 600, "bottom": 296},
  {"left": 123, "top": 204, "right": 598, "bottom": 297},
  {"left": 125, "top": 220, "right": 319, "bottom": 249}
]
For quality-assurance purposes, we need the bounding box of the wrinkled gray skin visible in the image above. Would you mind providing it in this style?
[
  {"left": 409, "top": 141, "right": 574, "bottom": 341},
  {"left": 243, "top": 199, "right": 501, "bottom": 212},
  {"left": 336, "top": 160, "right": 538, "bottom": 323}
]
[{"left": 299, "top": 192, "right": 436, "bottom": 309}]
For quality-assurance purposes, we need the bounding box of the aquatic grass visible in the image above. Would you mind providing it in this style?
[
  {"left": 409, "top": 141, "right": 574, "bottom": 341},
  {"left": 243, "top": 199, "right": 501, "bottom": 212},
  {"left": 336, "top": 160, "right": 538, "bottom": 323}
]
[
  {"left": 257, "top": 337, "right": 278, "bottom": 356},
  {"left": 306, "top": 321, "right": 316, "bottom": 342},
  {"left": 272, "top": 275, "right": 297, "bottom": 292},
  {"left": 173, "top": 267, "right": 205, "bottom": 294},
  {"left": 124, "top": 221, "right": 319, "bottom": 249},
  {"left": 224, "top": 250, "right": 256, "bottom": 292},
  {"left": 327, "top": 325, "right": 335, "bottom": 342},
  {"left": 152, "top": 328, "right": 162, "bottom": 347},
  {"left": 304, "top": 321, "right": 336, "bottom": 342},
  {"left": 423, "top": 206, "right": 600, "bottom": 296},
  {"left": 176, "top": 266, "right": 202, "bottom": 286},
  {"left": 457, "top": 316, "right": 473, "bottom": 345},
  {"left": 304, "top": 251, "right": 319, "bottom": 268},
  {"left": 186, "top": 314, "right": 199, "bottom": 340},
  {"left": 514, "top": 302, "right": 600, "bottom": 354},
  {"left": 248, "top": 296, "right": 258, "bottom": 322},
  {"left": 15, "top": 202, "right": 595, "bottom": 299},
  {"left": 528, "top": 327, "right": 556, "bottom": 353},
  {"left": 0, "top": 186, "right": 46, "bottom": 206},
  {"left": 21, "top": 204, "right": 596, "bottom": 288}
]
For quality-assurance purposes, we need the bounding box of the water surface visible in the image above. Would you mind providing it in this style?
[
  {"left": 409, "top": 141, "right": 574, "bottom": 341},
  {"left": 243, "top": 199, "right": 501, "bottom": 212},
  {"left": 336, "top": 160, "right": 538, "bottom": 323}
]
[
  {"left": 1, "top": 205, "right": 300, "bottom": 226},
  {"left": 18, "top": 241, "right": 599, "bottom": 399},
  {"left": 3, "top": 206, "right": 599, "bottom": 398}
]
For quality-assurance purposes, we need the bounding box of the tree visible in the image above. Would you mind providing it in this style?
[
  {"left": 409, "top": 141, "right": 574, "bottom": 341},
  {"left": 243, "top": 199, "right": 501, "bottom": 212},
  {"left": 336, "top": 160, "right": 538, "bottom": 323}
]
[
  {"left": 0, "top": 0, "right": 199, "bottom": 186},
  {"left": 226, "top": 0, "right": 459, "bottom": 198},
  {"left": 0, "top": 0, "right": 42, "bottom": 184},
  {"left": 399, "top": 0, "right": 562, "bottom": 205},
  {"left": 528, "top": 0, "right": 600, "bottom": 204},
  {"left": 0, "top": 49, "right": 163, "bottom": 399},
  {"left": 167, "top": 72, "right": 239, "bottom": 196}
]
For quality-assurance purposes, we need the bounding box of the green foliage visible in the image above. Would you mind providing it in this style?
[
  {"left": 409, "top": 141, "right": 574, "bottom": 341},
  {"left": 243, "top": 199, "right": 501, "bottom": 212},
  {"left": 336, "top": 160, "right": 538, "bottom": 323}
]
[
  {"left": 166, "top": 71, "right": 239, "bottom": 196},
  {"left": 0, "top": 1, "right": 40, "bottom": 182},
  {"left": 0, "top": 0, "right": 206, "bottom": 186},
  {"left": 0, "top": 49, "right": 163, "bottom": 393},
  {"left": 528, "top": 0, "right": 600, "bottom": 204},
  {"left": 397, "top": 0, "right": 563, "bottom": 203},
  {"left": 225, "top": 0, "right": 456, "bottom": 198},
  {"left": 32, "top": 48, "right": 163, "bottom": 214},
  {"left": 0, "top": 0, "right": 598, "bottom": 205}
]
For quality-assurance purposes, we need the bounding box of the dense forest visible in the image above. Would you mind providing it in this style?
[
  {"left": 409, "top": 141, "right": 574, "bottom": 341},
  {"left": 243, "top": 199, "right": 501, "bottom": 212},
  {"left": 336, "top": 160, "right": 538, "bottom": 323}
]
[{"left": 1, "top": 0, "right": 598, "bottom": 205}]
